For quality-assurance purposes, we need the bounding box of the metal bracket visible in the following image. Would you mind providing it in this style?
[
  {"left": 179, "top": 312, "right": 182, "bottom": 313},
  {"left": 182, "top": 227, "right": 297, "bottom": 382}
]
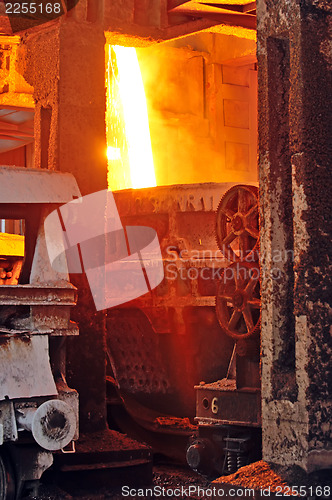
[{"left": 61, "top": 440, "right": 76, "bottom": 454}]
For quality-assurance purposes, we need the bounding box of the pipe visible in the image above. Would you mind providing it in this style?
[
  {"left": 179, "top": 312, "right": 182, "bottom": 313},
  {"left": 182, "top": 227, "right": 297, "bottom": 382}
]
[{"left": 16, "top": 399, "right": 76, "bottom": 451}]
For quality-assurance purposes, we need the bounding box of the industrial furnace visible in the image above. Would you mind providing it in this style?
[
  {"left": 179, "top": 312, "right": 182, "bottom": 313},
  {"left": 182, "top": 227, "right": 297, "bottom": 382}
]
[
  {"left": 0, "top": 0, "right": 330, "bottom": 495},
  {"left": 1, "top": 2, "right": 261, "bottom": 487},
  {"left": 103, "top": 19, "right": 261, "bottom": 475},
  {"left": 107, "top": 182, "right": 261, "bottom": 475}
]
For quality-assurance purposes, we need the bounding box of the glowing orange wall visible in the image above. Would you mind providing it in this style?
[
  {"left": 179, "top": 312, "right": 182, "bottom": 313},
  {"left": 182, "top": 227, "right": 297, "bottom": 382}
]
[{"left": 136, "top": 30, "right": 258, "bottom": 186}]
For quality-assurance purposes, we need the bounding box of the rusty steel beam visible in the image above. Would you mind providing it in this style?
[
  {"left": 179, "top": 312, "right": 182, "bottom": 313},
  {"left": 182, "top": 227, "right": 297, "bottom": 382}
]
[
  {"left": 0, "top": 105, "right": 33, "bottom": 112},
  {"left": 0, "top": 134, "right": 24, "bottom": 141},
  {"left": 200, "top": 1, "right": 256, "bottom": 13},
  {"left": 168, "top": 2, "right": 256, "bottom": 29},
  {"left": 0, "top": 285, "right": 77, "bottom": 306},
  {"left": 0, "top": 121, "right": 33, "bottom": 132},
  {"left": 0, "top": 130, "right": 34, "bottom": 138}
]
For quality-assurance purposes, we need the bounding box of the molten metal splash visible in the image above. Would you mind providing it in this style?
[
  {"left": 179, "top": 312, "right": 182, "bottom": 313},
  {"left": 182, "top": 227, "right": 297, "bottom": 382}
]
[{"left": 106, "top": 45, "right": 156, "bottom": 190}]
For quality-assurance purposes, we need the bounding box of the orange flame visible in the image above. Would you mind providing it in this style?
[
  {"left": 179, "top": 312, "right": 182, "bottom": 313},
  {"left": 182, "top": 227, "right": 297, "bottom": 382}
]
[{"left": 106, "top": 45, "right": 156, "bottom": 191}]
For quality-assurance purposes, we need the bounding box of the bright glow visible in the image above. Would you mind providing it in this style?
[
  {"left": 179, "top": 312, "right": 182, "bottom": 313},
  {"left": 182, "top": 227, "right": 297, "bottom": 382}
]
[
  {"left": 0, "top": 232, "right": 24, "bottom": 257},
  {"left": 106, "top": 45, "right": 156, "bottom": 190},
  {"left": 107, "top": 146, "right": 121, "bottom": 161}
]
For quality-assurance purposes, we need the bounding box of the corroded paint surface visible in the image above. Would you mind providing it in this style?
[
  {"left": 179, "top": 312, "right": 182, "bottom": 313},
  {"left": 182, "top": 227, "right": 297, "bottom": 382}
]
[
  {"left": 0, "top": 335, "right": 57, "bottom": 400},
  {"left": 257, "top": 0, "right": 332, "bottom": 472}
]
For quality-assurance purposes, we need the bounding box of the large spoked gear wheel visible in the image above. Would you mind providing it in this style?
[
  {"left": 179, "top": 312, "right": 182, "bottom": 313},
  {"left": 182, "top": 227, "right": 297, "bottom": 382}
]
[
  {"left": 0, "top": 452, "right": 15, "bottom": 500},
  {"left": 216, "top": 185, "right": 259, "bottom": 262},
  {"left": 216, "top": 262, "right": 261, "bottom": 340}
]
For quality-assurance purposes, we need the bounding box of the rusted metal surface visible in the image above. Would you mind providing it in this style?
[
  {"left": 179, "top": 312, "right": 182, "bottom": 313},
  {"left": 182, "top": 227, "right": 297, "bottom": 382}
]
[
  {"left": 0, "top": 284, "right": 78, "bottom": 335},
  {"left": 182, "top": 183, "right": 262, "bottom": 475},
  {"left": 0, "top": 401, "right": 17, "bottom": 445},
  {"left": 168, "top": 1, "right": 256, "bottom": 29},
  {"left": 0, "top": 285, "right": 77, "bottom": 305},
  {"left": 106, "top": 182, "right": 260, "bottom": 443},
  {"left": 195, "top": 382, "right": 261, "bottom": 427},
  {"left": 114, "top": 182, "right": 258, "bottom": 331},
  {"left": 215, "top": 185, "right": 259, "bottom": 262},
  {"left": 215, "top": 262, "right": 260, "bottom": 339},
  {"left": 0, "top": 165, "right": 81, "bottom": 489},
  {"left": 106, "top": 309, "right": 171, "bottom": 395},
  {"left": 0, "top": 335, "right": 57, "bottom": 400},
  {"left": 187, "top": 375, "right": 261, "bottom": 473},
  {"left": 0, "top": 166, "right": 80, "bottom": 203},
  {"left": 16, "top": 399, "right": 77, "bottom": 451},
  {"left": 107, "top": 183, "right": 247, "bottom": 421}
]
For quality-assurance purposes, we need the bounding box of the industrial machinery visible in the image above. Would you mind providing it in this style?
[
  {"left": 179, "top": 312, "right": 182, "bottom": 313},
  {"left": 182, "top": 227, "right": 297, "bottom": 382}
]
[
  {"left": 106, "top": 183, "right": 261, "bottom": 472},
  {"left": 187, "top": 184, "right": 261, "bottom": 476},
  {"left": 0, "top": 169, "right": 261, "bottom": 497},
  {"left": 0, "top": 166, "right": 80, "bottom": 499}
]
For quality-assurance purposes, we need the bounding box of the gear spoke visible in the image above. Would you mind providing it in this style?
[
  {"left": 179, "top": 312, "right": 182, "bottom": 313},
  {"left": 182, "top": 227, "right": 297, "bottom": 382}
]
[
  {"left": 216, "top": 185, "right": 259, "bottom": 262},
  {"left": 219, "top": 294, "right": 233, "bottom": 302},
  {"left": 248, "top": 298, "right": 261, "bottom": 309},
  {"left": 221, "top": 207, "right": 235, "bottom": 220},
  {"left": 238, "top": 188, "right": 248, "bottom": 214},
  {"left": 222, "top": 230, "right": 236, "bottom": 247},
  {"left": 216, "top": 262, "right": 261, "bottom": 339},
  {"left": 245, "top": 276, "right": 257, "bottom": 295},
  {"left": 228, "top": 310, "right": 241, "bottom": 330},
  {"left": 243, "top": 306, "right": 254, "bottom": 332},
  {"left": 245, "top": 226, "right": 259, "bottom": 239},
  {"left": 245, "top": 204, "right": 258, "bottom": 219},
  {"left": 239, "top": 233, "right": 250, "bottom": 259},
  {"left": 234, "top": 270, "right": 240, "bottom": 287}
]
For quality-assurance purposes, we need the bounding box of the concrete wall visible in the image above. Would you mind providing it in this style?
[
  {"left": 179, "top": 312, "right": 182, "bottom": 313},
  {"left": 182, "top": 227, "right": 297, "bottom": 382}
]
[{"left": 257, "top": 0, "right": 332, "bottom": 473}]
